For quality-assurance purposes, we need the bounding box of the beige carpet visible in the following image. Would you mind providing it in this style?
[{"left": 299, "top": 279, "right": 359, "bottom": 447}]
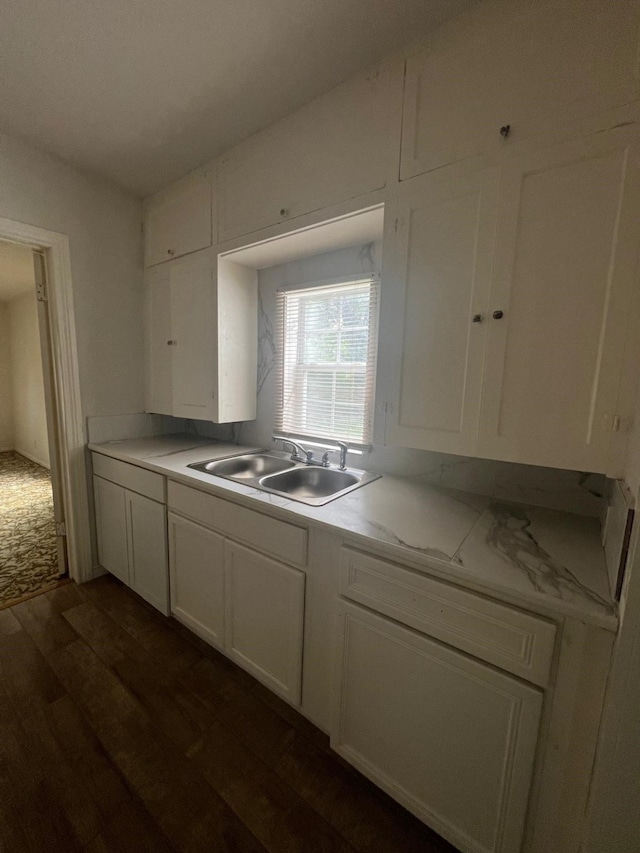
[{"left": 0, "top": 451, "right": 61, "bottom": 608}]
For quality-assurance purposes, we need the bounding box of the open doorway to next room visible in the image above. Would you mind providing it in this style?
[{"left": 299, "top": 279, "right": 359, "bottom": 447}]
[{"left": 0, "top": 240, "right": 66, "bottom": 608}]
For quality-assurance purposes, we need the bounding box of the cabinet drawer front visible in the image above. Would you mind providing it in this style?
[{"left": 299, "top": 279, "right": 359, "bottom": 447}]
[
  {"left": 168, "top": 481, "right": 307, "bottom": 567},
  {"left": 91, "top": 453, "right": 165, "bottom": 503},
  {"left": 340, "top": 547, "right": 556, "bottom": 687}
]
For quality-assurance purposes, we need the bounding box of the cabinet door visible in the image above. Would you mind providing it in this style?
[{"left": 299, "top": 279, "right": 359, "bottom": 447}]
[
  {"left": 218, "top": 68, "right": 389, "bottom": 242},
  {"left": 168, "top": 513, "right": 225, "bottom": 649},
  {"left": 333, "top": 603, "right": 542, "bottom": 853},
  {"left": 383, "top": 165, "right": 498, "bottom": 455},
  {"left": 126, "top": 491, "right": 169, "bottom": 615},
  {"left": 400, "top": 0, "right": 640, "bottom": 180},
  {"left": 93, "top": 476, "right": 129, "bottom": 585},
  {"left": 169, "top": 251, "right": 216, "bottom": 420},
  {"left": 144, "top": 265, "right": 173, "bottom": 416},
  {"left": 144, "top": 170, "right": 212, "bottom": 267},
  {"left": 478, "top": 123, "right": 640, "bottom": 472},
  {"left": 225, "top": 541, "right": 305, "bottom": 705}
]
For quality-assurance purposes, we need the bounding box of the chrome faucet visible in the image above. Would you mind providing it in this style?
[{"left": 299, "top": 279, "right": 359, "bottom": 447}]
[
  {"left": 273, "top": 436, "right": 349, "bottom": 469},
  {"left": 272, "top": 437, "right": 318, "bottom": 465}
]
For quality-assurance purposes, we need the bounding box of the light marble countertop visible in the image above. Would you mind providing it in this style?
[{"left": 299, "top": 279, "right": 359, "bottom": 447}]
[{"left": 88, "top": 434, "right": 617, "bottom": 631}]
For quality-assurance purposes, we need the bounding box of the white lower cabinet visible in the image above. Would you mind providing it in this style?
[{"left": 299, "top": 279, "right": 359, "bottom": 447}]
[
  {"left": 167, "top": 490, "right": 306, "bottom": 705},
  {"left": 168, "top": 512, "right": 226, "bottom": 650},
  {"left": 126, "top": 491, "right": 169, "bottom": 615},
  {"left": 92, "top": 460, "right": 169, "bottom": 615},
  {"left": 94, "top": 475, "right": 130, "bottom": 586},
  {"left": 225, "top": 541, "right": 305, "bottom": 705},
  {"left": 94, "top": 476, "right": 168, "bottom": 615},
  {"left": 333, "top": 601, "right": 543, "bottom": 853}
]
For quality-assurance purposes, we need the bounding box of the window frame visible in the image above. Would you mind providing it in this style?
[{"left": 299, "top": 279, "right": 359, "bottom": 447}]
[{"left": 274, "top": 273, "right": 380, "bottom": 448}]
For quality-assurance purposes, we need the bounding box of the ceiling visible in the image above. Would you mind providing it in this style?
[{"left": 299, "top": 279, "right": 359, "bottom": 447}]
[
  {"left": 0, "top": 0, "right": 477, "bottom": 198},
  {"left": 0, "top": 242, "right": 35, "bottom": 303}
]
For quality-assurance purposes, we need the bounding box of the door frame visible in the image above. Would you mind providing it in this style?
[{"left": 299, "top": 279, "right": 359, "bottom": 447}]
[{"left": 0, "top": 215, "right": 91, "bottom": 583}]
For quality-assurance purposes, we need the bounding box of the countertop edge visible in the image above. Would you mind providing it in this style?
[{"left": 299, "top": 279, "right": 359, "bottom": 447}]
[{"left": 87, "top": 441, "right": 619, "bottom": 632}]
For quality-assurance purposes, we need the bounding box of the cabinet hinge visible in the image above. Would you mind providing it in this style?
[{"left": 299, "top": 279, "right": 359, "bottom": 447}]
[
  {"left": 55, "top": 521, "right": 67, "bottom": 537},
  {"left": 394, "top": 217, "right": 399, "bottom": 233},
  {"left": 613, "top": 415, "right": 621, "bottom": 432},
  {"left": 35, "top": 279, "right": 47, "bottom": 302},
  {"left": 33, "top": 251, "right": 47, "bottom": 302}
]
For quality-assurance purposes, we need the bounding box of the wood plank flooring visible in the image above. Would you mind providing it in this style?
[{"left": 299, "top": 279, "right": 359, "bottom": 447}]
[{"left": 0, "top": 575, "right": 459, "bottom": 852}]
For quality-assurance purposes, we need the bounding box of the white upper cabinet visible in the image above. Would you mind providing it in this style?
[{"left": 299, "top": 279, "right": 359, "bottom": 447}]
[
  {"left": 384, "top": 118, "right": 640, "bottom": 473},
  {"left": 144, "top": 249, "right": 257, "bottom": 423},
  {"left": 168, "top": 251, "right": 217, "bottom": 420},
  {"left": 400, "top": 0, "right": 640, "bottom": 180},
  {"left": 144, "top": 169, "right": 212, "bottom": 267},
  {"left": 383, "top": 165, "right": 499, "bottom": 455},
  {"left": 478, "top": 122, "right": 640, "bottom": 472},
  {"left": 217, "top": 67, "right": 391, "bottom": 242},
  {"left": 144, "top": 264, "right": 173, "bottom": 416},
  {"left": 144, "top": 251, "right": 215, "bottom": 420}
]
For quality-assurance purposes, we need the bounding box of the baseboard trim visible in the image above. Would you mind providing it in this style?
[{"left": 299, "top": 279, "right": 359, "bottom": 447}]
[
  {"left": 0, "top": 446, "right": 14, "bottom": 454},
  {"left": 14, "top": 447, "right": 51, "bottom": 470}
]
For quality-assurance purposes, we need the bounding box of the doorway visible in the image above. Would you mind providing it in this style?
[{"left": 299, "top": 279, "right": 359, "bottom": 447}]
[
  {"left": 0, "top": 215, "right": 91, "bottom": 596},
  {"left": 0, "top": 240, "right": 68, "bottom": 607}
]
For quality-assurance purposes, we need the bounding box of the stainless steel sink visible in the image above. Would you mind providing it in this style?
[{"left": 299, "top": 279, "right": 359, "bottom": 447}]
[
  {"left": 189, "top": 453, "right": 295, "bottom": 479},
  {"left": 188, "top": 450, "right": 380, "bottom": 505},
  {"left": 260, "top": 464, "right": 380, "bottom": 505}
]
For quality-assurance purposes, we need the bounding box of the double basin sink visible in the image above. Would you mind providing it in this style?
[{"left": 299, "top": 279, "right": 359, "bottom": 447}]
[{"left": 188, "top": 451, "right": 380, "bottom": 506}]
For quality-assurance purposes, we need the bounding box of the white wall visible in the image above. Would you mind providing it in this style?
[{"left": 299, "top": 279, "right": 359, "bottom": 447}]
[
  {"left": 0, "top": 302, "right": 13, "bottom": 450},
  {"left": 6, "top": 292, "right": 49, "bottom": 468},
  {"left": 0, "top": 131, "right": 144, "bottom": 421}
]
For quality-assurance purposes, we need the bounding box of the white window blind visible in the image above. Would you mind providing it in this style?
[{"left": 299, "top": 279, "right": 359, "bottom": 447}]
[{"left": 275, "top": 277, "right": 379, "bottom": 445}]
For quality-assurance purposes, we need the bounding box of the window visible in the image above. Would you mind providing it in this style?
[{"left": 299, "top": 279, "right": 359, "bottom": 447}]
[{"left": 275, "top": 276, "right": 379, "bottom": 445}]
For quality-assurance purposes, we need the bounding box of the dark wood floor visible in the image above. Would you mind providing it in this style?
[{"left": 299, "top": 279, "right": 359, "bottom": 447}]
[{"left": 0, "top": 574, "right": 459, "bottom": 852}]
